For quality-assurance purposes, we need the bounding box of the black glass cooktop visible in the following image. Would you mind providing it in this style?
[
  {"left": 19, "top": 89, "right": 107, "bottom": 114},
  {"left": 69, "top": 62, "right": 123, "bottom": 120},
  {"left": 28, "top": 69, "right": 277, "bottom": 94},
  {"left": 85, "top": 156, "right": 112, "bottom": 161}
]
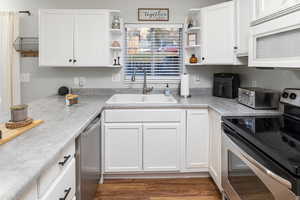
[{"left": 223, "top": 115, "right": 300, "bottom": 176}]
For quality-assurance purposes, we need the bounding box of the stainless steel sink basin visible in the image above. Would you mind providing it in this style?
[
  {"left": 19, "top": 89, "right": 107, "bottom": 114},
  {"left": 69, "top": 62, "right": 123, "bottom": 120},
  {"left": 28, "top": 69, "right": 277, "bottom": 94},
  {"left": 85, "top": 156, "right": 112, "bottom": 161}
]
[{"left": 106, "top": 94, "right": 178, "bottom": 104}]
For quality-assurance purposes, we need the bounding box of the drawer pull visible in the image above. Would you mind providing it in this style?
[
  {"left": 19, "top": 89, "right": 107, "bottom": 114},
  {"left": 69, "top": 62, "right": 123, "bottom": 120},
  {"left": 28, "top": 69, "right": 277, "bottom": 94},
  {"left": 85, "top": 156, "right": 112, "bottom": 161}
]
[
  {"left": 58, "top": 155, "right": 71, "bottom": 166},
  {"left": 59, "top": 187, "right": 71, "bottom": 200}
]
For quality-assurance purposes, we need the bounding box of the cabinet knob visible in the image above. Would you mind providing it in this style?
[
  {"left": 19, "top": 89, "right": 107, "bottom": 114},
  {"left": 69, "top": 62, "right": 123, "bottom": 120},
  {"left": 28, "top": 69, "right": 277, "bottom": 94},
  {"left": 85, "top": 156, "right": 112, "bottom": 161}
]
[
  {"left": 73, "top": 59, "right": 77, "bottom": 63},
  {"left": 69, "top": 59, "right": 73, "bottom": 63},
  {"left": 202, "top": 57, "right": 205, "bottom": 60}
]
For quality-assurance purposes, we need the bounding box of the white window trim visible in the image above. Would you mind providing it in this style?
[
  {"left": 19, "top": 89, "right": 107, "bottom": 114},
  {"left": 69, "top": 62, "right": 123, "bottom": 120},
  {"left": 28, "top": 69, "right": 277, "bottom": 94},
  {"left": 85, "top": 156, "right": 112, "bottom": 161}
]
[{"left": 124, "top": 23, "right": 184, "bottom": 83}]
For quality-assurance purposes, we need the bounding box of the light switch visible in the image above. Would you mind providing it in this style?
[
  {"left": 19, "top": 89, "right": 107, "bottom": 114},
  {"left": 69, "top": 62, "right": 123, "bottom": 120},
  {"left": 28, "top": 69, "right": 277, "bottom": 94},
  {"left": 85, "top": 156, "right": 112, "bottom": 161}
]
[{"left": 73, "top": 77, "right": 79, "bottom": 87}]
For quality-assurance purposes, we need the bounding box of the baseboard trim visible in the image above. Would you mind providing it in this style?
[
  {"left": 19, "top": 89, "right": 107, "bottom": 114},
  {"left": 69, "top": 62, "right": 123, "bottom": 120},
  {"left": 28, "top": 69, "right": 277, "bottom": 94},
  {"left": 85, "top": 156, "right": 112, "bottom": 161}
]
[{"left": 104, "top": 172, "right": 210, "bottom": 180}]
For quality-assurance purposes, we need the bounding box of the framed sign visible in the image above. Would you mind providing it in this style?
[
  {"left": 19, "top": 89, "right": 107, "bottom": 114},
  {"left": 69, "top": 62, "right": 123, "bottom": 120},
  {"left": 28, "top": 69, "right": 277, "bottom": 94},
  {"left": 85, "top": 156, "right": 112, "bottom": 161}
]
[{"left": 138, "top": 8, "right": 169, "bottom": 21}]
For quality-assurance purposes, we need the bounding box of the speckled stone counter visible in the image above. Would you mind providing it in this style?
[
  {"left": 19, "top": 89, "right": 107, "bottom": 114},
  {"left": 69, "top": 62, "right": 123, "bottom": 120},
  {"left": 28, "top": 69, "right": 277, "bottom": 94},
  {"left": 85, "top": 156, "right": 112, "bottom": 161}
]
[{"left": 0, "top": 94, "right": 281, "bottom": 200}]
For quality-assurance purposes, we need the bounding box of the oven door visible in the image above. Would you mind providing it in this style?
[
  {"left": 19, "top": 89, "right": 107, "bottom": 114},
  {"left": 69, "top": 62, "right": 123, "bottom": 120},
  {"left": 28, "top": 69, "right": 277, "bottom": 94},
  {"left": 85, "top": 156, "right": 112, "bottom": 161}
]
[{"left": 221, "top": 124, "right": 297, "bottom": 200}]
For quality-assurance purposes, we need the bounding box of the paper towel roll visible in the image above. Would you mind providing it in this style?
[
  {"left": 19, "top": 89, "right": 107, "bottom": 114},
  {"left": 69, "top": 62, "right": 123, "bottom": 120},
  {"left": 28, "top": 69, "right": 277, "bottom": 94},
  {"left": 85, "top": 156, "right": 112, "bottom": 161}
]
[{"left": 180, "top": 73, "right": 190, "bottom": 97}]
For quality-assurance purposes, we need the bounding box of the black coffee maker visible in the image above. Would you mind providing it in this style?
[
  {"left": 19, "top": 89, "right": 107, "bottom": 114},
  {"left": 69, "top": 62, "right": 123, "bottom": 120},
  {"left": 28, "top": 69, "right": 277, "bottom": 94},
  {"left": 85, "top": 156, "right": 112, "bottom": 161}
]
[{"left": 213, "top": 73, "right": 240, "bottom": 99}]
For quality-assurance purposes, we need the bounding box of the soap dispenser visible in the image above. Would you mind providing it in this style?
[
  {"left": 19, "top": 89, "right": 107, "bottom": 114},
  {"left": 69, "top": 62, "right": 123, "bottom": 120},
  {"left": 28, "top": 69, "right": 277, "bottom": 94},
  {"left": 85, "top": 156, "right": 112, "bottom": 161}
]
[{"left": 164, "top": 84, "right": 171, "bottom": 96}]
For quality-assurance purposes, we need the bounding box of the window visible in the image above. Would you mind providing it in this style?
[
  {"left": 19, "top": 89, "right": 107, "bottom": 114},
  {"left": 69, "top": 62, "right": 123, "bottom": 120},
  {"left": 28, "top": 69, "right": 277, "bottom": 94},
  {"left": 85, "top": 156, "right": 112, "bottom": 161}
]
[{"left": 125, "top": 24, "right": 183, "bottom": 82}]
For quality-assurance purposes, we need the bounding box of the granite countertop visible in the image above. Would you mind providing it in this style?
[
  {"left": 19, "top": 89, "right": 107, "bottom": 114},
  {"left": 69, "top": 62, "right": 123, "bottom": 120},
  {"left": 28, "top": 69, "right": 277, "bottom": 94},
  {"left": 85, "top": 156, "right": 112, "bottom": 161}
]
[{"left": 0, "top": 94, "right": 281, "bottom": 200}]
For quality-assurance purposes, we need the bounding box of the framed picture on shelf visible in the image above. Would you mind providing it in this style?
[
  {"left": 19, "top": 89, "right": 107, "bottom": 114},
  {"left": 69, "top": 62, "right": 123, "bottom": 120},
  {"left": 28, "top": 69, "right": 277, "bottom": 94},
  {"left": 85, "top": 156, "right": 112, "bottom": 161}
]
[{"left": 187, "top": 33, "right": 197, "bottom": 46}]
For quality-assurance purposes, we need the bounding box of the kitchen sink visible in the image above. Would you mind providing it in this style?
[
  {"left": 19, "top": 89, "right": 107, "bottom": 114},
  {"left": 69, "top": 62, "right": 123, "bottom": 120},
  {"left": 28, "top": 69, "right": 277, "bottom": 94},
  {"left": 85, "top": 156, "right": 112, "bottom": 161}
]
[{"left": 106, "top": 94, "right": 178, "bottom": 104}]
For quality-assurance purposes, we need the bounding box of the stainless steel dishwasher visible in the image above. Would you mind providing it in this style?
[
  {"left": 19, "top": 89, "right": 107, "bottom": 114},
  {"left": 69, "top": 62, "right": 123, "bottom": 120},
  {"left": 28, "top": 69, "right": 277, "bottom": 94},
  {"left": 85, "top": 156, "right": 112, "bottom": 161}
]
[{"left": 76, "top": 115, "right": 101, "bottom": 200}]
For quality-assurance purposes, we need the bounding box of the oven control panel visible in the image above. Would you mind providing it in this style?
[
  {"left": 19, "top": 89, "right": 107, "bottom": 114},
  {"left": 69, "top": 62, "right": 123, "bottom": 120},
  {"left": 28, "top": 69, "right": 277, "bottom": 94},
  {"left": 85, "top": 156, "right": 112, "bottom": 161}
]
[{"left": 280, "top": 88, "right": 300, "bottom": 106}]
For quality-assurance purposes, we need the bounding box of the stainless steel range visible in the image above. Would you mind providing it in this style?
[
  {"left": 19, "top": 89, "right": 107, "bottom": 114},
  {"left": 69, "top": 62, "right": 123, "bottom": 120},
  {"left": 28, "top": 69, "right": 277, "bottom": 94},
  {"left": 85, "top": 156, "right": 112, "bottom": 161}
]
[{"left": 222, "top": 88, "right": 300, "bottom": 200}]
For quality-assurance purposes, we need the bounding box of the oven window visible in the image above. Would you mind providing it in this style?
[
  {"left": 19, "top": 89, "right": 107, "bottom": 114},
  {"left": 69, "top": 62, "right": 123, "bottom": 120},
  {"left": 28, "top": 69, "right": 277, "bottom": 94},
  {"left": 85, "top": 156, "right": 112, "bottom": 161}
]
[{"left": 228, "top": 151, "right": 275, "bottom": 200}]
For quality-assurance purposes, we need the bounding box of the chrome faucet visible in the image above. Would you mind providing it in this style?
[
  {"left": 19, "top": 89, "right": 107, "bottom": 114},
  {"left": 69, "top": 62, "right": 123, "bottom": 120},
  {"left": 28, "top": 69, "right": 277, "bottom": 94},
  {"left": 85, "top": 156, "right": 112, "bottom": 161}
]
[
  {"left": 142, "top": 68, "right": 153, "bottom": 94},
  {"left": 131, "top": 67, "right": 153, "bottom": 94}
]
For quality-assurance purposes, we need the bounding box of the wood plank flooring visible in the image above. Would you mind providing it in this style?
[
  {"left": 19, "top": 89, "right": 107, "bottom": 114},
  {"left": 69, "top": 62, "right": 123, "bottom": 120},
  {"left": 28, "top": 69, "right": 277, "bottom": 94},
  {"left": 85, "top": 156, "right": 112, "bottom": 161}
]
[{"left": 95, "top": 178, "right": 222, "bottom": 200}]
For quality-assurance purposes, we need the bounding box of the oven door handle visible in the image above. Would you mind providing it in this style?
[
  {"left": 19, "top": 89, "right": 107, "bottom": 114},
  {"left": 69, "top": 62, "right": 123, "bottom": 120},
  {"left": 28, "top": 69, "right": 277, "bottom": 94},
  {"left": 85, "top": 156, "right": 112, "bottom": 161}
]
[{"left": 240, "top": 151, "right": 292, "bottom": 189}]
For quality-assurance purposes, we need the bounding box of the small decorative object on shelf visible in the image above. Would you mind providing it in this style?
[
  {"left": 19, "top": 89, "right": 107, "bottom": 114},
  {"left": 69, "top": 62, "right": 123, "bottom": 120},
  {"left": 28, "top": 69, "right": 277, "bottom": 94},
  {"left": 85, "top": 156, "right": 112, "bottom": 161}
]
[
  {"left": 187, "top": 19, "right": 194, "bottom": 29},
  {"left": 113, "top": 58, "right": 117, "bottom": 65},
  {"left": 117, "top": 57, "right": 120, "bottom": 65},
  {"left": 187, "top": 33, "right": 197, "bottom": 46},
  {"left": 65, "top": 94, "right": 79, "bottom": 106},
  {"left": 189, "top": 54, "right": 198, "bottom": 64},
  {"left": 111, "top": 41, "right": 121, "bottom": 47},
  {"left": 112, "top": 16, "right": 121, "bottom": 29}
]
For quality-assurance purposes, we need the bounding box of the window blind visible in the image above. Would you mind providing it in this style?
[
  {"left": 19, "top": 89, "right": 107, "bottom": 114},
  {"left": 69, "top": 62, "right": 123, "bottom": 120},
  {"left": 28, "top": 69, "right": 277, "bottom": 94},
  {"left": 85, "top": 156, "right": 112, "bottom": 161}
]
[{"left": 125, "top": 24, "right": 183, "bottom": 81}]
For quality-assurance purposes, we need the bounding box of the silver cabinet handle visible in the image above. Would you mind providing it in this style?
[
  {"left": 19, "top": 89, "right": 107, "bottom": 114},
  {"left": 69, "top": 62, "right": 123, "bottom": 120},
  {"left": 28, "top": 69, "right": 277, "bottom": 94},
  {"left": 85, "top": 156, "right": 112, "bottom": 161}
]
[{"left": 241, "top": 152, "right": 292, "bottom": 189}]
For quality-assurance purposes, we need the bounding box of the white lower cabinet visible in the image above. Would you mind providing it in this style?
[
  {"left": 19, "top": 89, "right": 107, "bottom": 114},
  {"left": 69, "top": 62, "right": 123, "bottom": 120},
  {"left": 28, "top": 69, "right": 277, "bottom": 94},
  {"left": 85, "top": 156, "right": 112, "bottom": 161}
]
[
  {"left": 104, "top": 123, "right": 143, "bottom": 172},
  {"left": 208, "top": 109, "right": 222, "bottom": 191},
  {"left": 185, "top": 110, "right": 209, "bottom": 171},
  {"left": 103, "top": 109, "right": 211, "bottom": 174},
  {"left": 143, "top": 123, "right": 180, "bottom": 171},
  {"left": 40, "top": 159, "right": 76, "bottom": 200},
  {"left": 103, "top": 109, "right": 184, "bottom": 173}
]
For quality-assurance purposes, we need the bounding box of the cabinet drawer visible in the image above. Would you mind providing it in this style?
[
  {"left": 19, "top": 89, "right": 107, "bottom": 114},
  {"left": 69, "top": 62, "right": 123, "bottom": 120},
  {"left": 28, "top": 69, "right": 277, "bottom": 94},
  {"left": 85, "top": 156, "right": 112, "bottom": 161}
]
[
  {"left": 38, "top": 140, "right": 75, "bottom": 198},
  {"left": 105, "top": 109, "right": 183, "bottom": 123},
  {"left": 40, "top": 159, "right": 76, "bottom": 200}
]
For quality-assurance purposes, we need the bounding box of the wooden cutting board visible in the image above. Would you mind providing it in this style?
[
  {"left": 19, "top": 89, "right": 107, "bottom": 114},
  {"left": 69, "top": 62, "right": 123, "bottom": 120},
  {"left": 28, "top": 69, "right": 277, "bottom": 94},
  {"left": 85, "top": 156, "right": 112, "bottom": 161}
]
[{"left": 0, "top": 120, "right": 44, "bottom": 145}]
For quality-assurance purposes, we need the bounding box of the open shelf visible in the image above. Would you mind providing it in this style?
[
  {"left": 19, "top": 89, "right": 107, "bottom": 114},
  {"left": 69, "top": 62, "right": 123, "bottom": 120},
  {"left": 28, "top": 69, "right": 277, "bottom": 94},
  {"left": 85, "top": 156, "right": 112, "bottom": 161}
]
[
  {"left": 185, "top": 63, "right": 203, "bottom": 66},
  {"left": 110, "top": 29, "right": 122, "bottom": 34},
  {"left": 186, "top": 27, "right": 201, "bottom": 32},
  {"left": 185, "top": 45, "right": 201, "bottom": 49},
  {"left": 110, "top": 47, "right": 122, "bottom": 50}
]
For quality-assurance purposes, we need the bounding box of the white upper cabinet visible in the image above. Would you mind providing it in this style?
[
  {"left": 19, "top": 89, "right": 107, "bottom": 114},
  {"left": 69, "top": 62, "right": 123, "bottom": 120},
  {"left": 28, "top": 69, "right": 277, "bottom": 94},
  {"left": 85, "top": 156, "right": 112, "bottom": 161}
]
[
  {"left": 39, "top": 11, "right": 75, "bottom": 66},
  {"left": 39, "top": 10, "right": 114, "bottom": 67},
  {"left": 74, "top": 12, "right": 110, "bottom": 67},
  {"left": 201, "top": 1, "right": 240, "bottom": 65},
  {"left": 252, "top": 0, "right": 300, "bottom": 21},
  {"left": 234, "top": 0, "right": 251, "bottom": 57},
  {"left": 249, "top": 7, "right": 300, "bottom": 68}
]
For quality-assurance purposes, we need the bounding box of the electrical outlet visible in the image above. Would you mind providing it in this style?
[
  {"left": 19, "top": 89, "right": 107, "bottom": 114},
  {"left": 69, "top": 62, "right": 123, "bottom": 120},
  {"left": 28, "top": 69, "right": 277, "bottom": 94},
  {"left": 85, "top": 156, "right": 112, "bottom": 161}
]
[
  {"left": 73, "top": 77, "right": 79, "bottom": 87},
  {"left": 79, "top": 77, "right": 86, "bottom": 87},
  {"left": 112, "top": 72, "right": 121, "bottom": 82},
  {"left": 20, "top": 73, "right": 31, "bottom": 83},
  {"left": 195, "top": 73, "right": 201, "bottom": 82}
]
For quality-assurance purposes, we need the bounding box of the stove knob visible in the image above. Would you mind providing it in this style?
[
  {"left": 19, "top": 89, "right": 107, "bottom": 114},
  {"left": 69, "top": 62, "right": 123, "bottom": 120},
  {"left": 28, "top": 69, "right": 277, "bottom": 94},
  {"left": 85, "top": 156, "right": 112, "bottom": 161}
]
[
  {"left": 282, "top": 92, "right": 289, "bottom": 98},
  {"left": 290, "top": 93, "right": 297, "bottom": 100}
]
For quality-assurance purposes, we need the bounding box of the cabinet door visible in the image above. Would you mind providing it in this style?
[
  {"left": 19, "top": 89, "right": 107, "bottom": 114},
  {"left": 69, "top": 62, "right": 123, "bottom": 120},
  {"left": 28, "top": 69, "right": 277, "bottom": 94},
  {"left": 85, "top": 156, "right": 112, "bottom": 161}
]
[
  {"left": 201, "top": 2, "right": 235, "bottom": 64},
  {"left": 74, "top": 12, "right": 110, "bottom": 67},
  {"left": 253, "top": 0, "right": 300, "bottom": 20},
  {"left": 235, "top": 0, "right": 251, "bottom": 56},
  {"left": 143, "top": 123, "right": 180, "bottom": 171},
  {"left": 208, "top": 109, "right": 222, "bottom": 191},
  {"left": 39, "top": 11, "right": 74, "bottom": 66},
  {"left": 185, "top": 110, "right": 209, "bottom": 171},
  {"left": 104, "top": 123, "right": 143, "bottom": 172}
]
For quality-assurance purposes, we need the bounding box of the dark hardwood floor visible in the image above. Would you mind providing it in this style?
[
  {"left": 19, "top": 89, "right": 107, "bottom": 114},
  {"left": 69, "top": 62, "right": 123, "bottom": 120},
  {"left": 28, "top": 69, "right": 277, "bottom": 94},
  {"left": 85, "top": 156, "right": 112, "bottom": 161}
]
[{"left": 95, "top": 178, "right": 222, "bottom": 200}]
